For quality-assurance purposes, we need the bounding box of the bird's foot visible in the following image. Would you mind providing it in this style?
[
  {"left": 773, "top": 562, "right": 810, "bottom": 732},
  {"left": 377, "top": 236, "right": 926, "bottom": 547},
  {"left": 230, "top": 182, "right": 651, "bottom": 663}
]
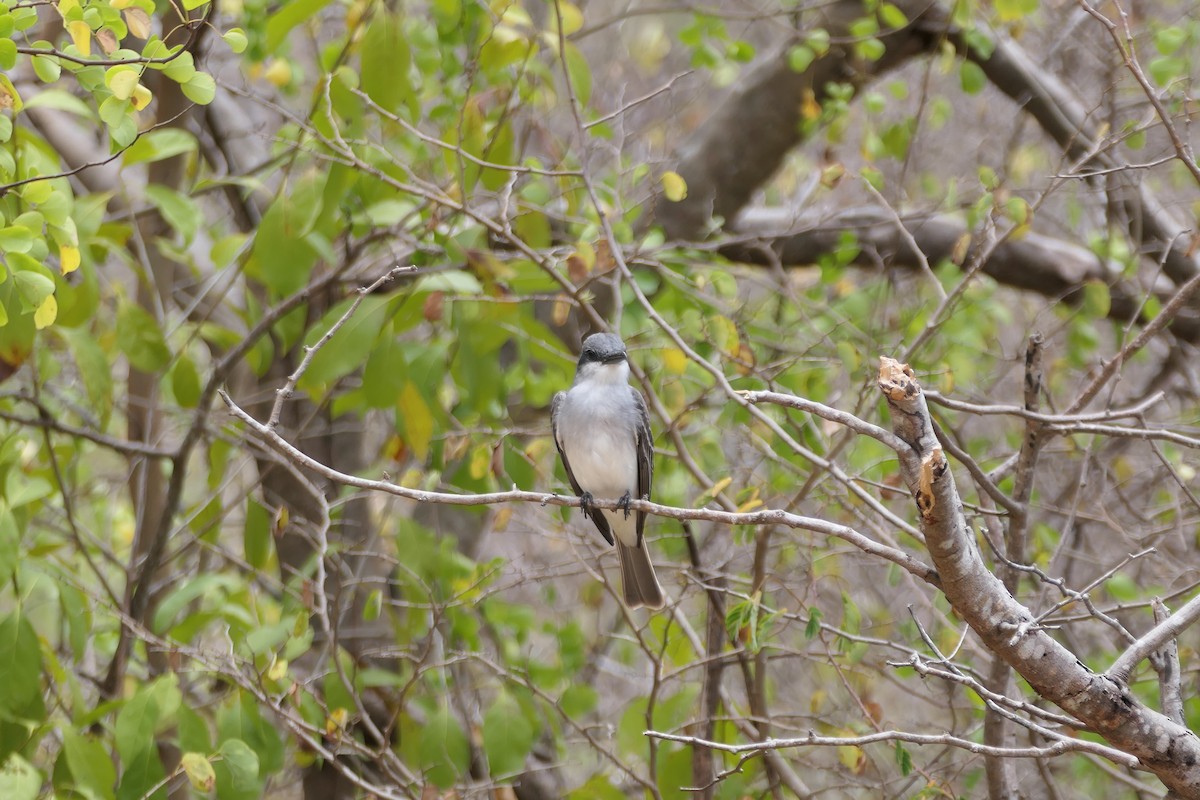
[
  {"left": 579, "top": 491, "right": 595, "bottom": 515},
  {"left": 618, "top": 491, "right": 632, "bottom": 520}
]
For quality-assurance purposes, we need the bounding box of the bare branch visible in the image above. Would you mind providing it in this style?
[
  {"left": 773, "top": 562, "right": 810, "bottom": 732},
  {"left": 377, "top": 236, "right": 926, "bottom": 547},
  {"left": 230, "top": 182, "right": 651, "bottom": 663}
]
[
  {"left": 878, "top": 356, "right": 1200, "bottom": 797},
  {"left": 644, "top": 728, "right": 1139, "bottom": 765},
  {"left": 1108, "top": 593, "right": 1200, "bottom": 684},
  {"left": 221, "top": 389, "right": 939, "bottom": 585}
]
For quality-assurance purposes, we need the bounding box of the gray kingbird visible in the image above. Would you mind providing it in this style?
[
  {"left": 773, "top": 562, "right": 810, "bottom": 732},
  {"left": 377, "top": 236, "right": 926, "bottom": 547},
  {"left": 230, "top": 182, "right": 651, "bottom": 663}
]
[{"left": 551, "top": 333, "right": 665, "bottom": 610}]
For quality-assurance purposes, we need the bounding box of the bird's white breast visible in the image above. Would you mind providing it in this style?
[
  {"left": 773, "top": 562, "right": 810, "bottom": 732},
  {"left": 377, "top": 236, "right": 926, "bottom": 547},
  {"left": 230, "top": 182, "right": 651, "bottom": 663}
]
[{"left": 558, "top": 385, "right": 638, "bottom": 499}]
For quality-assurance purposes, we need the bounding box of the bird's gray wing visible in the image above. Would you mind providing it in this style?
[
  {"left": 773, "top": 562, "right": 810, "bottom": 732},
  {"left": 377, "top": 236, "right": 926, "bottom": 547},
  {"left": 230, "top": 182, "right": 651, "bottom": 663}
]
[
  {"left": 551, "top": 391, "right": 614, "bottom": 545},
  {"left": 633, "top": 387, "right": 653, "bottom": 546}
]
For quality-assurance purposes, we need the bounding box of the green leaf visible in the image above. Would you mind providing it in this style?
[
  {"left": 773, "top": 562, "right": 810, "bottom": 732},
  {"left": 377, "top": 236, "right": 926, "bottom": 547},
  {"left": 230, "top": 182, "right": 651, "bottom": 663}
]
[
  {"left": 879, "top": 2, "right": 908, "bottom": 28},
  {"left": 419, "top": 706, "right": 470, "bottom": 788},
  {"left": 116, "top": 301, "right": 171, "bottom": 372},
  {"left": 482, "top": 692, "right": 535, "bottom": 778},
  {"left": 567, "top": 774, "right": 626, "bottom": 800},
  {"left": 857, "top": 37, "right": 885, "bottom": 61},
  {"left": 123, "top": 129, "right": 197, "bottom": 165},
  {"left": 171, "top": 353, "right": 201, "bottom": 407},
  {"left": 0, "top": 754, "right": 41, "bottom": 800},
  {"left": 151, "top": 573, "right": 234, "bottom": 635},
  {"left": 361, "top": 12, "right": 411, "bottom": 113},
  {"left": 559, "top": 683, "right": 597, "bottom": 717},
  {"left": 216, "top": 692, "right": 283, "bottom": 777},
  {"left": 98, "top": 95, "right": 131, "bottom": 129},
  {"left": 61, "top": 730, "right": 116, "bottom": 800},
  {"left": 0, "top": 504, "right": 15, "bottom": 587},
  {"left": 362, "top": 337, "right": 406, "bottom": 408},
  {"left": 182, "top": 0, "right": 209, "bottom": 10},
  {"left": 223, "top": 27, "right": 248, "bottom": 53},
  {"left": 1082, "top": 280, "right": 1111, "bottom": 318},
  {"left": 1155, "top": 26, "right": 1187, "bottom": 56},
  {"left": 12, "top": 272, "right": 55, "bottom": 314},
  {"left": 181, "top": 72, "right": 216, "bottom": 104},
  {"left": 248, "top": 177, "right": 323, "bottom": 295},
  {"left": 0, "top": 39, "right": 16, "bottom": 71},
  {"left": 160, "top": 49, "right": 196, "bottom": 83},
  {"left": 31, "top": 54, "right": 61, "bottom": 83},
  {"left": 0, "top": 227, "right": 34, "bottom": 254},
  {"left": 563, "top": 42, "right": 591, "bottom": 106},
  {"left": 115, "top": 676, "right": 180, "bottom": 760},
  {"left": 296, "top": 294, "right": 391, "bottom": 392},
  {"left": 214, "top": 739, "right": 259, "bottom": 800},
  {"left": 787, "top": 44, "right": 815, "bottom": 72},
  {"left": 959, "top": 60, "right": 986, "bottom": 94},
  {"left": 145, "top": 184, "right": 201, "bottom": 244},
  {"left": 0, "top": 612, "right": 43, "bottom": 724},
  {"left": 110, "top": 115, "right": 139, "bottom": 149},
  {"left": 895, "top": 740, "right": 913, "bottom": 776},
  {"left": 805, "top": 607, "right": 822, "bottom": 639},
  {"left": 5, "top": 471, "right": 50, "bottom": 507},
  {"left": 265, "top": 0, "right": 330, "bottom": 52},
  {"left": 59, "top": 328, "right": 113, "bottom": 423},
  {"left": 0, "top": 281, "right": 35, "bottom": 369},
  {"left": 1148, "top": 55, "right": 1184, "bottom": 87},
  {"left": 243, "top": 498, "right": 270, "bottom": 570},
  {"left": 24, "top": 88, "right": 92, "bottom": 118}
]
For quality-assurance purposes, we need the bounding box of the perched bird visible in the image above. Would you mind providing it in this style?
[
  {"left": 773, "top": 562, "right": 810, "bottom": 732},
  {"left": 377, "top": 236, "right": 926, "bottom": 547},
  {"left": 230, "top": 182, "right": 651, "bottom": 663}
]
[{"left": 551, "top": 333, "right": 665, "bottom": 610}]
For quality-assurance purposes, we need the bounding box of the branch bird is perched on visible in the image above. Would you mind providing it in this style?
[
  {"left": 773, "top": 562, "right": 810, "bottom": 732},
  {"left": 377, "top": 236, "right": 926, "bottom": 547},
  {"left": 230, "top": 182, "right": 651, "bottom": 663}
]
[{"left": 551, "top": 333, "right": 666, "bottom": 610}]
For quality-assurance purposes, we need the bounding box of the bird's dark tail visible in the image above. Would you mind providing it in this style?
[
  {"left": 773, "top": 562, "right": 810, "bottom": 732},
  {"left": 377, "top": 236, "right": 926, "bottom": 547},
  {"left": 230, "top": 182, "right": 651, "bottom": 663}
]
[{"left": 616, "top": 540, "right": 665, "bottom": 610}]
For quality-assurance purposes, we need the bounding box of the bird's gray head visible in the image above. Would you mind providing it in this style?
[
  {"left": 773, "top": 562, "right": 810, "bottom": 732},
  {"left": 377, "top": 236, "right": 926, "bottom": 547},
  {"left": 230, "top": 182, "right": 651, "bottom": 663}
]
[{"left": 575, "top": 332, "right": 629, "bottom": 384}]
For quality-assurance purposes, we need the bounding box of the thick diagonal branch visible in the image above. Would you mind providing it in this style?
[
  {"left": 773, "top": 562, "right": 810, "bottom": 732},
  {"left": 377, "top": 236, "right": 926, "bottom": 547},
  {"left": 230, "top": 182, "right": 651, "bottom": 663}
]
[{"left": 878, "top": 357, "right": 1200, "bottom": 798}]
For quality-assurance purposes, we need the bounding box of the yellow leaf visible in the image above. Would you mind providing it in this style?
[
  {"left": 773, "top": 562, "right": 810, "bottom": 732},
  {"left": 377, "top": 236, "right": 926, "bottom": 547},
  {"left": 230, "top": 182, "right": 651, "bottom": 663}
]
[
  {"left": 273, "top": 504, "right": 289, "bottom": 537},
  {"left": 68, "top": 20, "right": 92, "bottom": 57},
  {"left": 552, "top": 1, "right": 583, "bottom": 35},
  {"left": 801, "top": 88, "right": 821, "bottom": 121},
  {"left": 266, "top": 656, "right": 288, "bottom": 681},
  {"left": 131, "top": 84, "right": 152, "bottom": 110},
  {"left": 34, "top": 294, "right": 57, "bottom": 330},
  {"left": 820, "top": 162, "right": 845, "bottom": 188},
  {"left": 106, "top": 69, "right": 139, "bottom": 100},
  {"left": 468, "top": 444, "right": 490, "bottom": 480},
  {"left": 59, "top": 245, "right": 80, "bottom": 275},
  {"left": 708, "top": 476, "right": 732, "bottom": 498},
  {"left": 180, "top": 753, "right": 215, "bottom": 792},
  {"left": 0, "top": 75, "right": 23, "bottom": 112},
  {"left": 662, "top": 346, "right": 687, "bottom": 375},
  {"left": 325, "top": 707, "right": 349, "bottom": 737},
  {"left": 660, "top": 170, "right": 687, "bottom": 202},
  {"left": 56, "top": 0, "right": 80, "bottom": 17},
  {"left": 123, "top": 7, "right": 150, "bottom": 39},
  {"left": 737, "top": 497, "right": 763, "bottom": 513},
  {"left": 552, "top": 294, "right": 570, "bottom": 326},
  {"left": 838, "top": 744, "right": 865, "bottom": 773},
  {"left": 398, "top": 382, "right": 434, "bottom": 461},
  {"left": 493, "top": 506, "right": 513, "bottom": 531},
  {"left": 264, "top": 59, "right": 292, "bottom": 87}
]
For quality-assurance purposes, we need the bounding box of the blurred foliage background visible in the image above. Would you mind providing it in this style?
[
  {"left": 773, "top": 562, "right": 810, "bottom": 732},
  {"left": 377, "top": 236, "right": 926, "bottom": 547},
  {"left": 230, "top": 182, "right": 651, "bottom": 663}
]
[{"left": 0, "top": 0, "right": 1199, "bottom": 797}]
